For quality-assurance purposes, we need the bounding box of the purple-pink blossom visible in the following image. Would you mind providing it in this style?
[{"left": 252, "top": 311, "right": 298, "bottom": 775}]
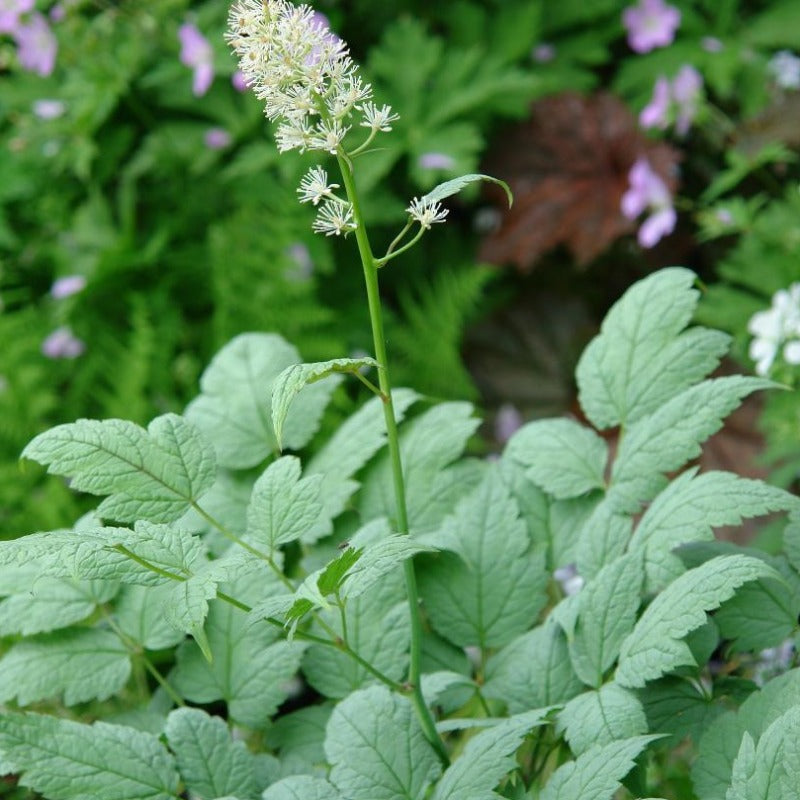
[
  {"left": 495, "top": 404, "right": 523, "bottom": 444},
  {"left": 640, "top": 65, "right": 703, "bottom": 136},
  {"left": 418, "top": 152, "right": 455, "bottom": 170},
  {"left": 621, "top": 157, "right": 676, "bottom": 248},
  {"left": 33, "top": 98, "right": 65, "bottom": 119},
  {"left": 41, "top": 327, "right": 85, "bottom": 359},
  {"left": 639, "top": 76, "right": 671, "bottom": 129},
  {"left": 50, "top": 274, "right": 86, "bottom": 298},
  {"left": 204, "top": 127, "right": 231, "bottom": 150},
  {"left": 14, "top": 13, "right": 57, "bottom": 76},
  {"left": 531, "top": 43, "right": 556, "bottom": 63},
  {"left": 0, "top": 0, "right": 33, "bottom": 34},
  {"left": 622, "top": 0, "right": 681, "bottom": 53},
  {"left": 178, "top": 22, "right": 213, "bottom": 97},
  {"left": 231, "top": 69, "right": 248, "bottom": 92}
]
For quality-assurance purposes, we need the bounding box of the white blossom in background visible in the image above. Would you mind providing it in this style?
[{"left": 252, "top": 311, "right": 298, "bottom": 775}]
[
  {"left": 753, "top": 639, "right": 795, "bottom": 687},
  {"left": 747, "top": 283, "right": 800, "bottom": 375},
  {"left": 554, "top": 564, "right": 584, "bottom": 596},
  {"left": 768, "top": 50, "right": 800, "bottom": 90}
]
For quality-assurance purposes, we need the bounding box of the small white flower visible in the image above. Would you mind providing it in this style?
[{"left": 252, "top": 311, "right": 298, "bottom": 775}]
[
  {"left": 406, "top": 196, "right": 449, "bottom": 229},
  {"left": 312, "top": 199, "right": 357, "bottom": 237},
  {"left": 768, "top": 50, "right": 800, "bottom": 90},
  {"left": 554, "top": 564, "right": 584, "bottom": 597},
  {"left": 297, "top": 166, "right": 340, "bottom": 205},
  {"left": 747, "top": 283, "right": 800, "bottom": 375},
  {"left": 310, "top": 119, "right": 350, "bottom": 154},
  {"left": 359, "top": 101, "right": 399, "bottom": 132},
  {"left": 275, "top": 118, "right": 314, "bottom": 153}
]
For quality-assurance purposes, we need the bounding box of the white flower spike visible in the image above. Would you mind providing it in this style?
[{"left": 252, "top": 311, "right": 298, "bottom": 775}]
[{"left": 406, "top": 197, "right": 449, "bottom": 229}]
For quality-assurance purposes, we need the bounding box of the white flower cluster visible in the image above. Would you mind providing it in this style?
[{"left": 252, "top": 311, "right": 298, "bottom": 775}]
[
  {"left": 227, "top": 1, "right": 399, "bottom": 237},
  {"left": 747, "top": 283, "right": 800, "bottom": 376},
  {"left": 226, "top": 0, "right": 397, "bottom": 153},
  {"left": 768, "top": 50, "right": 800, "bottom": 91}
]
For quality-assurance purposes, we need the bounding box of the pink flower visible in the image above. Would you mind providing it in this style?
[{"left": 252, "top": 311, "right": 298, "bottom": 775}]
[
  {"left": 531, "top": 43, "right": 556, "bottom": 63},
  {"left": 204, "top": 127, "right": 231, "bottom": 150},
  {"left": 14, "top": 13, "right": 57, "bottom": 76},
  {"left": 671, "top": 65, "right": 702, "bottom": 136},
  {"left": 622, "top": 0, "right": 681, "bottom": 53},
  {"left": 621, "top": 157, "right": 676, "bottom": 248},
  {"left": 50, "top": 274, "right": 86, "bottom": 298},
  {"left": 418, "top": 152, "right": 455, "bottom": 170},
  {"left": 639, "top": 76, "right": 671, "bottom": 129},
  {"left": 178, "top": 22, "right": 213, "bottom": 97},
  {"left": 41, "top": 327, "right": 85, "bottom": 359},
  {"left": 701, "top": 36, "right": 723, "bottom": 53},
  {"left": 639, "top": 65, "right": 703, "bottom": 136},
  {"left": 32, "top": 98, "right": 65, "bottom": 119},
  {"left": 0, "top": 0, "right": 33, "bottom": 34},
  {"left": 495, "top": 404, "right": 523, "bottom": 444},
  {"left": 231, "top": 70, "right": 248, "bottom": 92}
]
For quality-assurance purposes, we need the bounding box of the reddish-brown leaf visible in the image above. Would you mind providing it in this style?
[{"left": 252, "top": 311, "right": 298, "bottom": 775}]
[{"left": 479, "top": 92, "right": 681, "bottom": 270}]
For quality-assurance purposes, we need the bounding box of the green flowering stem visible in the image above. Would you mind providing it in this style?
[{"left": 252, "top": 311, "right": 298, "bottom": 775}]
[{"left": 336, "top": 152, "right": 450, "bottom": 767}]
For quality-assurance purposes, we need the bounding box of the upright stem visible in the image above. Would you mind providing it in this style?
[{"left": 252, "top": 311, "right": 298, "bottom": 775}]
[{"left": 336, "top": 153, "right": 449, "bottom": 766}]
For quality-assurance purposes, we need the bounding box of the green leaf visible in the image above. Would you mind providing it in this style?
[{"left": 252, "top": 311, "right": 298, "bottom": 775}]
[
  {"left": 693, "top": 669, "right": 800, "bottom": 800},
  {"left": 0, "top": 628, "right": 130, "bottom": 706},
  {"left": 262, "top": 775, "right": 343, "bottom": 800},
  {"left": 418, "top": 465, "right": 547, "bottom": 649},
  {"left": 186, "top": 333, "right": 337, "bottom": 469},
  {"left": 629, "top": 470, "right": 798, "bottom": 591},
  {"left": 359, "top": 401, "right": 480, "bottom": 534},
  {"left": 419, "top": 172, "right": 513, "bottom": 207},
  {"left": 325, "top": 685, "right": 441, "bottom": 800},
  {"left": 505, "top": 418, "right": 608, "bottom": 499},
  {"left": 713, "top": 552, "right": 800, "bottom": 652},
  {"left": 271, "top": 358, "right": 379, "bottom": 450},
  {"left": 558, "top": 683, "right": 648, "bottom": 756},
  {"left": 304, "top": 390, "right": 418, "bottom": 541},
  {"left": 0, "top": 567, "right": 115, "bottom": 636},
  {"left": 609, "top": 377, "right": 775, "bottom": 512},
  {"left": 540, "top": 735, "right": 660, "bottom": 800},
  {"left": 265, "top": 703, "right": 333, "bottom": 777},
  {"left": 164, "top": 708, "right": 258, "bottom": 800},
  {"left": 340, "top": 536, "right": 429, "bottom": 599},
  {"left": 616, "top": 555, "right": 777, "bottom": 688},
  {"left": 727, "top": 707, "right": 800, "bottom": 800},
  {"left": 172, "top": 568, "right": 304, "bottom": 728},
  {"left": 302, "top": 576, "right": 409, "bottom": 699},
  {"left": 484, "top": 619, "right": 584, "bottom": 713},
  {"left": 574, "top": 498, "right": 632, "bottom": 579},
  {"left": 114, "top": 584, "right": 185, "bottom": 651},
  {"left": 0, "top": 712, "right": 180, "bottom": 800},
  {"left": 162, "top": 572, "right": 219, "bottom": 660},
  {"left": 21, "top": 413, "right": 216, "bottom": 523},
  {"left": 432, "top": 709, "right": 552, "bottom": 800},
  {"left": 569, "top": 554, "right": 643, "bottom": 687},
  {"left": 246, "top": 456, "right": 323, "bottom": 551},
  {"left": 576, "top": 267, "right": 727, "bottom": 429}
]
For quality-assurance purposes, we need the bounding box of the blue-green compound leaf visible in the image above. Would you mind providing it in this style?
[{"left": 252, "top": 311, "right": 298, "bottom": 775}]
[
  {"left": 271, "top": 358, "right": 379, "bottom": 450},
  {"left": 164, "top": 708, "right": 258, "bottom": 800},
  {"left": 262, "top": 775, "right": 343, "bottom": 800},
  {"left": 420, "top": 173, "right": 513, "bottom": 207},
  {"left": 608, "top": 376, "right": 776, "bottom": 513},
  {"left": 246, "top": 456, "right": 323, "bottom": 551},
  {"left": 576, "top": 267, "right": 728, "bottom": 430},
  {"left": 432, "top": 709, "right": 552, "bottom": 800},
  {"left": 726, "top": 707, "right": 800, "bottom": 800},
  {"left": 616, "top": 555, "right": 778, "bottom": 688},
  {"left": 418, "top": 465, "right": 547, "bottom": 649},
  {"left": 558, "top": 684, "right": 648, "bottom": 757},
  {"left": 186, "top": 333, "right": 338, "bottom": 469},
  {"left": 325, "top": 685, "right": 441, "bottom": 800},
  {"left": 505, "top": 418, "right": 608, "bottom": 500},
  {"left": 0, "top": 628, "right": 130, "bottom": 707},
  {"left": 0, "top": 712, "right": 180, "bottom": 800},
  {"left": 568, "top": 553, "right": 643, "bottom": 687},
  {"left": 21, "top": 413, "right": 216, "bottom": 524},
  {"left": 483, "top": 619, "right": 584, "bottom": 713},
  {"left": 540, "top": 735, "right": 661, "bottom": 800},
  {"left": 629, "top": 469, "right": 798, "bottom": 591}
]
